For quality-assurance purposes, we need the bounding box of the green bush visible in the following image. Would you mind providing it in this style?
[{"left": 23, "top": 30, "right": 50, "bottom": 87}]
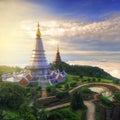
[
  {"left": 97, "top": 78, "right": 101, "bottom": 82},
  {"left": 100, "top": 96, "right": 113, "bottom": 107},
  {"left": 56, "top": 91, "right": 69, "bottom": 99},
  {"left": 58, "top": 108, "right": 77, "bottom": 120},
  {"left": 0, "top": 110, "right": 19, "bottom": 120},
  {"left": 81, "top": 87, "right": 91, "bottom": 93},
  {"left": 55, "top": 84, "right": 62, "bottom": 88},
  {"left": 0, "top": 82, "right": 26, "bottom": 109},
  {"left": 48, "top": 111, "right": 63, "bottom": 120},
  {"left": 114, "top": 92, "right": 120, "bottom": 101},
  {"left": 70, "top": 82, "right": 77, "bottom": 87},
  {"left": 46, "top": 85, "right": 55, "bottom": 93},
  {"left": 71, "top": 92, "right": 85, "bottom": 111},
  {"left": 21, "top": 112, "right": 36, "bottom": 120},
  {"left": 64, "top": 83, "right": 69, "bottom": 90}
]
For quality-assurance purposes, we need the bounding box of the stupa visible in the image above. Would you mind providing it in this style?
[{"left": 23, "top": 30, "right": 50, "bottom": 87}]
[
  {"left": 26, "top": 23, "right": 49, "bottom": 78},
  {"left": 54, "top": 45, "right": 62, "bottom": 64}
]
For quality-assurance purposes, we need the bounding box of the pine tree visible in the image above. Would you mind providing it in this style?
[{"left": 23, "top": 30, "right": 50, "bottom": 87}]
[{"left": 71, "top": 91, "right": 85, "bottom": 111}]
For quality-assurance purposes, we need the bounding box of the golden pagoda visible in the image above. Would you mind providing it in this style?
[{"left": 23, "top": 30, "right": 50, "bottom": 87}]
[{"left": 54, "top": 45, "right": 62, "bottom": 64}]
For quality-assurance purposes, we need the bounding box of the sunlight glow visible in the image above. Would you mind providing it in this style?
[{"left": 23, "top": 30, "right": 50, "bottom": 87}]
[
  {"left": 46, "top": 39, "right": 58, "bottom": 45},
  {"left": 110, "top": 70, "right": 119, "bottom": 77}
]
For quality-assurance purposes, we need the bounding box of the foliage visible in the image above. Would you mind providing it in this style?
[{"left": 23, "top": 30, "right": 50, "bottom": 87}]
[
  {"left": 36, "top": 110, "right": 48, "bottom": 120},
  {"left": 33, "top": 100, "right": 43, "bottom": 109},
  {"left": 0, "top": 110, "right": 20, "bottom": 120},
  {"left": 70, "top": 81, "right": 77, "bottom": 87},
  {"left": 46, "top": 85, "right": 55, "bottom": 93},
  {"left": 47, "top": 111, "right": 64, "bottom": 120},
  {"left": 19, "top": 102, "right": 33, "bottom": 115},
  {"left": 27, "top": 85, "right": 42, "bottom": 99},
  {"left": 55, "top": 84, "right": 62, "bottom": 88},
  {"left": 0, "top": 82, "right": 26, "bottom": 110},
  {"left": 56, "top": 91, "right": 69, "bottom": 99},
  {"left": 81, "top": 87, "right": 91, "bottom": 93},
  {"left": 56, "top": 107, "right": 86, "bottom": 120},
  {"left": 57, "top": 108, "right": 78, "bottom": 120},
  {"left": 71, "top": 92, "right": 85, "bottom": 111},
  {"left": 100, "top": 96, "right": 113, "bottom": 107},
  {"left": 97, "top": 78, "right": 101, "bottom": 82},
  {"left": 95, "top": 102, "right": 106, "bottom": 120},
  {"left": 21, "top": 112, "right": 36, "bottom": 120},
  {"left": 113, "top": 79, "right": 120, "bottom": 84},
  {"left": 114, "top": 92, "right": 120, "bottom": 101},
  {"left": 51, "top": 62, "right": 118, "bottom": 80},
  {"left": 64, "top": 83, "right": 69, "bottom": 90}
]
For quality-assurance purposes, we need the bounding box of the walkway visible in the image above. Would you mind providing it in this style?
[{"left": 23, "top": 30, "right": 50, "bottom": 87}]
[
  {"left": 45, "top": 102, "right": 70, "bottom": 111},
  {"left": 41, "top": 90, "right": 47, "bottom": 98},
  {"left": 69, "top": 82, "right": 120, "bottom": 94},
  {"left": 84, "top": 101, "right": 95, "bottom": 120}
]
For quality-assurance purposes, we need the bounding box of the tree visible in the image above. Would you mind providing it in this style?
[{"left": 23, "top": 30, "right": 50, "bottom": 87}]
[
  {"left": 98, "top": 78, "right": 101, "bottom": 82},
  {"left": 21, "top": 112, "right": 36, "bottom": 120},
  {"left": 70, "top": 82, "right": 77, "bottom": 87},
  {"left": 79, "top": 75, "right": 83, "bottom": 79},
  {"left": 0, "top": 82, "right": 26, "bottom": 109},
  {"left": 46, "top": 85, "right": 55, "bottom": 93},
  {"left": 81, "top": 87, "right": 91, "bottom": 93},
  {"left": 100, "top": 96, "right": 113, "bottom": 107},
  {"left": 48, "top": 112, "right": 63, "bottom": 120},
  {"left": 56, "top": 91, "right": 69, "bottom": 99},
  {"left": 37, "top": 110, "right": 48, "bottom": 120},
  {"left": 19, "top": 102, "right": 33, "bottom": 115},
  {"left": 71, "top": 91, "right": 85, "bottom": 110},
  {"left": 114, "top": 92, "right": 120, "bottom": 101},
  {"left": 64, "top": 83, "right": 69, "bottom": 90},
  {"left": 58, "top": 108, "right": 77, "bottom": 120}
]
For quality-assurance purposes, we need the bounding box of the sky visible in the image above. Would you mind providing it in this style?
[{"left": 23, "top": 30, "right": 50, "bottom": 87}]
[{"left": 0, "top": 0, "right": 120, "bottom": 78}]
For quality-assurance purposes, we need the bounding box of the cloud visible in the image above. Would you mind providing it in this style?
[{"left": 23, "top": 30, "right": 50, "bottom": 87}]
[{"left": 21, "top": 15, "right": 120, "bottom": 52}]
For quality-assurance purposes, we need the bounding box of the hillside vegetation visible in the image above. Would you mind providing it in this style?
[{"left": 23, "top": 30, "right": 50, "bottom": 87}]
[{"left": 52, "top": 62, "right": 119, "bottom": 81}]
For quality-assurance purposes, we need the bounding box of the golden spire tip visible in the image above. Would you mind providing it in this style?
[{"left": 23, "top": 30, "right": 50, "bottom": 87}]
[{"left": 36, "top": 22, "right": 41, "bottom": 38}]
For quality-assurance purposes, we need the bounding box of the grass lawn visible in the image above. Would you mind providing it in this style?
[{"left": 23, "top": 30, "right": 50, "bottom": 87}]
[{"left": 101, "top": 79, "right": 113, "bottom": 83}]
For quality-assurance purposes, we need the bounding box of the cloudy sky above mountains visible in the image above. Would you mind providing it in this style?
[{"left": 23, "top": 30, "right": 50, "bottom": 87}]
[{"left": 0, "top": 0, "right": 120, "bottom": 78}]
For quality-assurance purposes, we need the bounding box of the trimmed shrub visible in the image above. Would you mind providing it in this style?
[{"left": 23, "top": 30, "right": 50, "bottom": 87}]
[
  {"left": 70, "top": 82, "right": 77, "bottom": 87},
  {"left": 114, "top": 92, "right": 120, "bottom": 101},
  {"left": 71, "top": 92, "right": 85, "bottom": 110},
  {"left": 100, "top": 96, "right": 113, "bottom": 107},
  {"left": 81, "top": 87, "right": 91, "bottom": 93},
  {"left": 46, "top": 85, "right": 55, "bottom": 93},
  {"left": 48, "top": 112, "right": 63, "bottom": 120},
  {"left": 56, "top": 91, "right": 69, "bottom": 99}
]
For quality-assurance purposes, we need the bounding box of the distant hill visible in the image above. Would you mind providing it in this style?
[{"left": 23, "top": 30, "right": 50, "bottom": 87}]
[{"left": 51, "top": 62, "right": 119, "bottom": 81}]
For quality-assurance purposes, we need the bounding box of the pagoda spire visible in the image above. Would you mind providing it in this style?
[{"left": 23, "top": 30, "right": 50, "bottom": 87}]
[
  {"left": 36, "top": 23, "right": 41, "bottom": 38},
  {"left": 54, "top": 44, "right": 62, "bottom": 64},
  {"left": 29, "top": 23, "right": 48, "bottom": 75},
  {"left": 57, "top": 44, "right": 59, "bottom": 53}
]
